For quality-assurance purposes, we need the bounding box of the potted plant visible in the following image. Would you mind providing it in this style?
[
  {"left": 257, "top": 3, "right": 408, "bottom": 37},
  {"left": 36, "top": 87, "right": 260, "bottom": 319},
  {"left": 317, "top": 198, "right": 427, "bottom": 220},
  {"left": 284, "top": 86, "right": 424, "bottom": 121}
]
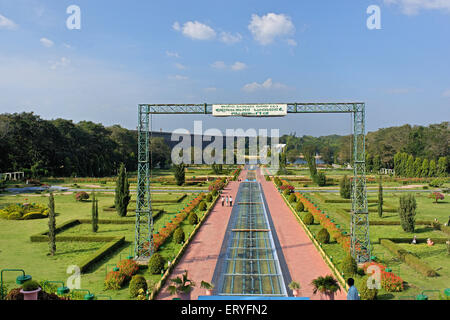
[
  {"left": 288, "top": 281, "right": 301, "bottom": 297},
  {"left": 200, "top": 281, "right": 215, "bottom": 296},
  {"left": 167, "top": 270, "right": 196, "bottom": 299},
  {"left": 311, "top": 275, "right": 341, "bottom": 300},
  {"left": 20, "top": 280, "right": 41, "bottom": 300}
]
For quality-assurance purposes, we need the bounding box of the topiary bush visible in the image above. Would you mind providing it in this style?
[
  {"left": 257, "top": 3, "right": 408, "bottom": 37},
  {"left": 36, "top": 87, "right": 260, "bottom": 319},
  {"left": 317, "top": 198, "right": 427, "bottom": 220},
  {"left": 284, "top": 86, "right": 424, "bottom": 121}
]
[
  {"left": 317, "top": 228, "right": 330, "bottom": 244},
  {"left": 283, "top": 188, "right": 291, "bottom": 197},
  {"left": 288, "top": 193, "right": 297, "bottom": 203},
  {"left": 341, "top": 254, "right": 357, "bottom": 276},
  {"left": 75, "top": 191, "right": 89, "bottom": 202},
  {"left": 359, "top": 276, "right": 378, "bottom": 300},
  {"left": 173, "top": 227, "right": 185, "bottom": 244},
  {"left": 188, "top": 212, "right": 198, "bottom": 225},
  {"left": 129, "top": 275, "right": 148, "bottom": 298},
  {"left": 205, "top": 193, "right": 213, "bottom": 202},
  {"left": 148, "top": 253, "right": 165, "bottom": 274},
  {"left": 21, "top": 280, "right": 40, "bottom": 292},
  {"left": 295, "top": 201, "right": 304, "bottom": 212},
  {"left": 211, "top": 189, "right": 218, "bottom": 197},
  {"left": 198, "top": 201, "right": 207, "bottom": 211},
  {"left": 303, "top": 212, "right": 314, "bottom": 225}
]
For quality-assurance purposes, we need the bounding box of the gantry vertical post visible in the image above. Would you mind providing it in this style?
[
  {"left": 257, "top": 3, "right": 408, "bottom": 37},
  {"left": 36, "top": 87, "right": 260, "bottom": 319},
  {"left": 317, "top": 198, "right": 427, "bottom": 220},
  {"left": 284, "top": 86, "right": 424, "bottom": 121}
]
[
  {"left": 351, "top": 103, "right": 370, "bottom": 263},
  {"left": 134, "top": 105, "right": 153, "bottom": 260}
]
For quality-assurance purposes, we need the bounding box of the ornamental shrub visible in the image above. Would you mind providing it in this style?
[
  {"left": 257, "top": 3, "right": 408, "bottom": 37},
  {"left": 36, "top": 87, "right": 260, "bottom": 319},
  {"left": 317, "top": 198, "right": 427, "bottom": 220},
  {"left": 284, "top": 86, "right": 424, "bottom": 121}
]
[
  {"left": 316, "top": 171, "right": 327, "bottom": 187},
  {"left": 341, "top": 254, "right": 357, "bottom": 276},
  {"left": 288, "top": 193, "right": 297, "bottom": 203},
  {"left": 75, "top": 191, "right": 89, "bottom": 202},
  {"left": 303, "top": 212, "right": 314, "bottom": 225},
  {"left": 117, "top": 259, "right": 139, "bottom": 279},
  {"left": 359, "top": 276, "right": 378, "bottom": 300},
  {"left": 148, "top": 253, "right": 165, "bottom": 274},
  {"left": 211, "top": 189, "right": 218, "bottom": 197},
  {"left": 398, "top": 194, "right": 416, "bottom": 233},
  {"left": 295, "top": 201, "right": 304, "bottom": 212},
  {"left": 21, "top": 280, "right": 40, "bottom": 292},
  {"left": 104, "top": 271, "right": 126, "bottom": 290},
  {"left": 340, "top": 175, "right": 351, "bottom": 199},
  {"left": 173, "top": 227, "right": 185, "bottom": 244},
  {"left": 129, "top": 275, "right": 148, "bottom": 298},
  {"left": 198, "top": 201, "right": 207, "bottom": 211},
  {"left": 205, "top": 193, "right": 213, "bottom": 202},
  {"left": 317, "top": 228, "right": 330, "bottom": 244},
  {"left": 188, "top": 212, "right": 198, "bottom": 225},
  {"left": 283, "top": 188, "right": 291, "bottom": 197}
]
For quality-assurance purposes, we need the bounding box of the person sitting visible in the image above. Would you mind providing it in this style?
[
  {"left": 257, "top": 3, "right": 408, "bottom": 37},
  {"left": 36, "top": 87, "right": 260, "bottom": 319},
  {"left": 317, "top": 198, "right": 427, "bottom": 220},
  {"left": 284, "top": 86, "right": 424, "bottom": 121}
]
[
  {"left": 427, "top": 238, "right": 434, "bottom": 246},
  {"left": 411, "top": 235, "right": 417, "bottom": 244}
]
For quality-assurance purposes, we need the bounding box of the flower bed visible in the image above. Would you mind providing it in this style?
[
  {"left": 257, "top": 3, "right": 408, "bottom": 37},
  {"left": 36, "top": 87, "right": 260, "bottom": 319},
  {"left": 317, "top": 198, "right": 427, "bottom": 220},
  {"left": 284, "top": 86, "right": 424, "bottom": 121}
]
[
  {"left": 0, "top": 203, "right": 49, "bottom": 220},
  {"left": 363, "top": 262, "right": 404, "bottom": 292},
  {"left": 208, "top": 178, "right": 226, "bottom": 192},
  {"left": 104, "top": 258, "right": 139, "bottom": 290}
]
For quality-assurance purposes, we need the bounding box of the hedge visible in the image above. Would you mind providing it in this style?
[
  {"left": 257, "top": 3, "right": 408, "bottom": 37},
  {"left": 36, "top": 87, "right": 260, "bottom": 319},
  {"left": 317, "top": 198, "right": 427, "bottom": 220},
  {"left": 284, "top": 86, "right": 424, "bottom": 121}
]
[
  {"left": 78, "top": 236, "right": 125, "bottom": 273},
  {"left": 380, "top": 239, "right": 438, "bottom": 277},
  {"left": 370, "top": 220, "right": 433, "bottom": 226},
  {"left": 379, "top": 237, "right": 449, "bottom": 244},
  {"left": 325, "top": 199, "right": 378, "bottom": 204}
]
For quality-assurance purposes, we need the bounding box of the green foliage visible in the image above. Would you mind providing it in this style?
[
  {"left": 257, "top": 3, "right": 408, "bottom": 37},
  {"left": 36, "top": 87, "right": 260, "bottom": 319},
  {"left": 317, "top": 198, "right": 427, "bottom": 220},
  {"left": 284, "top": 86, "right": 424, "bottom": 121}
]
[
  {"left": 398, "top": 193, "right": 417, "bottom": 233},
  {"left": 283, "top": 188, "right": 291, "bottom": 197},
  {"left": 188, "top": 212, "right": 198, "bottom": 225},
  {"left": 173, "top": 163, "right": 186, "bottom": 186},
  {"left": 115, "top": 163, "right": 130, "bottom": 217},
  {"left": 341, "top": 254, "right": 357, "bottom": 276},
  {"left": 295, "top": 201, "right": 304, "bottom": 212},
  {"left": 21, "top": 280, "right": 40, "bottom": 292},
  {"left": 129, "top": 275, "right": 148, "bottom": 298},
  {"left": 316, "top": 171, "right": 327, "bottom": 187},
  {"left": 311, "top": 275, "right": 340, "bottom": 294},
  {"left": 205, "top": 193, "right": 213, "bottom": 202},
  {"left": 359, "top": 276, "right": 378, "bottom": 300},
  {"left": 211, "top": 189, "right": 218, "bottom": 197},
  {"left": 148, "top": 253, "right": 165, "bottom": 274},
  {"left": 75, "top": 191, "right": 89, "bottom": 201},
  {"left": 317, "top": 228, "right": 330, "bottom": 244},
  {"left": 303, "top": 212, "right": 314, "bottom": 225},
  {"left": 91, "top": 193, "right": 99, "bottom": 233},
  {"left": 378, "top": 177, "right": 383, "bottom": 218},
  {"left": 339, "top": 175, "right": 351, "bottom": 199},
  {"left": 173, "top": 227, "right": 185, "bottom": 244},
  {"left": 288, "top": 193, "right": 297, "bottom": 203},
  {"left": 211, "top": 163, "right": 223, "bottom": 174},
  {"left": 274, "top": 177, "right": 282, "bottom": 187},
  {"left": 437, "top": 157, "right": 448, "bottom": 177},
  {"left": 167, "top": 270, "right": 196, "bottom": 295},
  {"left": 48, "top": 193, "right": 56, "bottom": 256},
  {"left": 198, "top": 201, "right": 207, "bottom": 211}
]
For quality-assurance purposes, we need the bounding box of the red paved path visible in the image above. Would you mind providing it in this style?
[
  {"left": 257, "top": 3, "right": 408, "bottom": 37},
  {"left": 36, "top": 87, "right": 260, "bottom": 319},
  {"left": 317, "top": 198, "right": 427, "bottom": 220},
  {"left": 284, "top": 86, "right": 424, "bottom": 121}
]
[
  {"left": 257, "top": 168, "right": 347, "bottom": 300},
  {"left": 156, "top": 170, "right": 246, "bottom": 300}
]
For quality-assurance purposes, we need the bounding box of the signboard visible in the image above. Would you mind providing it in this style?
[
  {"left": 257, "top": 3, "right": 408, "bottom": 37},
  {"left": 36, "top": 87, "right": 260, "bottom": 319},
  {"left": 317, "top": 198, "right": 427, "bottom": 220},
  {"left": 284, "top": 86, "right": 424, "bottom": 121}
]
[{"left": 212, "top": 104, "right": 287, "bottom": 117}]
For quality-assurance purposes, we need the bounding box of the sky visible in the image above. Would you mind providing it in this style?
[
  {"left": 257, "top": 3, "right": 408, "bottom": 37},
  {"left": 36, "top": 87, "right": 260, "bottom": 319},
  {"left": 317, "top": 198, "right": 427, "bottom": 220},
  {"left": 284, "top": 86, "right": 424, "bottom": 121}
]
[{"left": 0, "top": 0, "right": 449, "bottom": 137}]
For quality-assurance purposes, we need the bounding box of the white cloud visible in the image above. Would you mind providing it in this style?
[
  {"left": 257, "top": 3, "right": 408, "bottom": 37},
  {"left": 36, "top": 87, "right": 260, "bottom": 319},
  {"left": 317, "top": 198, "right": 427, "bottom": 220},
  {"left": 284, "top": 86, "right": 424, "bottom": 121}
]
[
  {"left": 384, "top": 0, "right": 450, "bottom": 15},
  {"left": 40, "top": 37, "right": 54, "bottom": 48},
  {"left": 0, "top": 14, "right": 18, "bottom": 30},
  {"left": 168, "top": 74, "right": 188, "bottom": 80},
  {"left": 174, "top": 21, "right": 216, "bottom": 40},
  {"left": 220, "top": 32, "right": 243, "bottom": 44},
  {"left": 166, "top": 51, "right": 180, "bottom": 58},
  {"left": 248, "top": 13, "right": 295, "bottom": 45},
  {"left": 231, "top": 62, "right": 247, "bottom": 71},
  {"left": 50, "top": 57, "right": 70, "bottom": 70},
  {"left": 287, "top": 39, "right": 298, "bottom": 46},
  {"left": 175, "top": 63, "right": 186, "bottom": 70},
  {"left": 211, "top": 61, "right": 227, "bottom": 69},
  {"left": 242, "top": 78, "right": 287, "bottom": 92},
  {"left": 442, "top": 88, "right": 450, "bottom": 97}
]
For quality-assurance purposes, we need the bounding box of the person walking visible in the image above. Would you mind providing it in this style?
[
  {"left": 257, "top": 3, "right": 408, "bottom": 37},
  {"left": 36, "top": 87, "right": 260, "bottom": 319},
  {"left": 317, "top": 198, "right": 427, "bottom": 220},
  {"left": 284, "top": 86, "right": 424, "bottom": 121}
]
[
  {"left": 226, "top": 196, "right": 229, "bottom": 207},
  {"left": 346, "top": 278, "right": 360, "bottom": 300},
  {"left": 229, "top": 196, "right": 233, "bottom": 207},
  {"left": 221, "top": 196, "right": 225, "bottom": 207}
]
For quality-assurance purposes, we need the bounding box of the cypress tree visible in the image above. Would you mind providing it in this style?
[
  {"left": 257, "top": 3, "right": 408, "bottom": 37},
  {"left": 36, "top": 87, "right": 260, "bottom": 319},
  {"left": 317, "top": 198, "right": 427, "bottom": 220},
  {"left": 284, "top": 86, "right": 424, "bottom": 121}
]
[
  {"left": 429, "top": 159, "right": 436, "bottom": 177},
  {"left": 373, "top": 155, "right": 381, "bottom": 173},
  {"left": 398, "top": 193, "right": 417, "bottom": 233},
  {"left": 378, "top": 177, "right": 383, "bottom": 218},
  {"left": 406, "top": 155, "right": 415, "bottom": 177},
  {"left": 48, "top": 193, "right": 56, "bottom": 256},
  {"left": 414, "top": 157, "right": 422, "bottom": 177},
  {"left": 340, "top": 175, "right": 351, "bottom": 199},
  {"left": 92, "top": 193, "right": 99, "bottom": 232},
  {"left": 421, "top": 158, "right": 429, "bottom": 177},
  {"left": 115, "top": 163, "right": 130, "bottom": 217},
  {"left": 174, "top": 163, "right": 186, "bottom": 186},
  {"left": 437, "top": 157, "right": 448, "bottom": 177}
]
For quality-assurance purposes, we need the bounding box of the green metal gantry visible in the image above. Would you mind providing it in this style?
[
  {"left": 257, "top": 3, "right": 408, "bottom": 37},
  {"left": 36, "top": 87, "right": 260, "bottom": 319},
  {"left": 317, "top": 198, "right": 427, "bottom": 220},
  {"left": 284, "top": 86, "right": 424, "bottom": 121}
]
[{"left": 135, "top": 102, "right": 370, "bottom": 263}]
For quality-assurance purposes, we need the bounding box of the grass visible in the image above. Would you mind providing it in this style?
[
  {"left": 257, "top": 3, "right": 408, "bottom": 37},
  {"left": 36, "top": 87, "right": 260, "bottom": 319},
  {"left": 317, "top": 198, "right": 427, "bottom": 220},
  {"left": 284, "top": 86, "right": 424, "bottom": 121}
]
[{"left": 0, "top": 190, "right": 202, "bottom": 300}]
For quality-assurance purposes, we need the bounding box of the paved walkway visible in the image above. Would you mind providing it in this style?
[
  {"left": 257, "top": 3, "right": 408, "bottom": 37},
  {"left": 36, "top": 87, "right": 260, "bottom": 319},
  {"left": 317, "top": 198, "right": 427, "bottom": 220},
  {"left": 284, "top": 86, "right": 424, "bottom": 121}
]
[
  {"left": 156, "top": 170, "right": 246, "bottom": 300},
  {"left": 257, "top": 168, "right": 347, "bottom": 300}
]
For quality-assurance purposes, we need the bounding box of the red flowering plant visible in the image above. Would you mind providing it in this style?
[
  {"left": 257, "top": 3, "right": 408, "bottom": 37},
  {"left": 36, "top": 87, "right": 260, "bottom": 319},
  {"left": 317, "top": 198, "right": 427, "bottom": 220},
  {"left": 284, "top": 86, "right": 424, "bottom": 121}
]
[
  {"left": 428, "top": 192, "right": 444, "bottom": 204},
  {"left": 363, "top": 262, "right": 404, "bottom": 292},
  {"left": 208, "top": 179, "right": 225, "bottom": 192},
  {"left": 104, "top": 271, "right": 126, "bottom": 290},
  {"left": 117, "top": 259, "right": 139, "bottom": 278}
]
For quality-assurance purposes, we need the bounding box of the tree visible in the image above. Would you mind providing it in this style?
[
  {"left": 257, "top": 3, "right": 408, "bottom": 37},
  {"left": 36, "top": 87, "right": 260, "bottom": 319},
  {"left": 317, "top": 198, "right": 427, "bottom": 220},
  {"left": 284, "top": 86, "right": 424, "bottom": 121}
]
[
  {"left": 398, "top": 194, "right": 417, "bottom": 233},
  {"left": 372, "top": 155, "right": 381, "bottom": 173},
  {"left": 420, "top": 158, "right": 429, "bottom": 177},
  {"left": 414, "top": 157, "right": 422, "bottom": 177},
  {"left": 429, "top": 159, "right": 437, "bottom": 177},
  {"left": 286, "top": 149, "right": 299, "bottom": 164},
  {"left": 173, "top": 163, "right": 185, "bottom": 186},
  {"left": 92, "top": 193, "right": 99, "bottom": 232},
  {"left": 212, "top": 163, "right": 222, "bottom": 174},
  {"left": 48, "top": 193, "right": 56, "bottom": 256},
  {"left": 378, "top": 177, "right": 383, "bottom": 218},
  {"left": 115, "top": 163, "right": 130, "bottom": 217},
  {"left": 406, "top": 155, "right": 415, "bottom": 177},
  {"left": 437, "top": 157, "right": 448, "bottom": 177},
  {"left": 366, "top": 153, "right": 373, "bottom": 173},
  {"left": 339, "top": 175, "right": 351, "bottom": 199},
  {"left": 303, "top": 146, "right": 318, "bottom": 183}
]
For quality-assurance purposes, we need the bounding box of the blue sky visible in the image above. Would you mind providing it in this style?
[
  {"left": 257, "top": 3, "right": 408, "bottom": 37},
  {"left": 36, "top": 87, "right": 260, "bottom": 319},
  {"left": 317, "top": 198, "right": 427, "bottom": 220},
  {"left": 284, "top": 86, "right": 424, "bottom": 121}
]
[{"left": 0, "top": 0, "right": 449, "bottom": 136}]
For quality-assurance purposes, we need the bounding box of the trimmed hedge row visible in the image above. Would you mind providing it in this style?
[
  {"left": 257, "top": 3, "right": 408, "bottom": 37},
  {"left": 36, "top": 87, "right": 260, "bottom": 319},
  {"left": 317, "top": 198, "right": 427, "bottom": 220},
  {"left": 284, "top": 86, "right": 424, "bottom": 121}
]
[
  {"left": 78, "top": 237, "right": 125, "bottom": 273},
  {"left": 380, "top": 239, "right": 438, "bottom": 277},
  {"left": 379, "top": 237, "right": 449, "bottom": 244},
  {"left": 325, "top": 199, "right": 378, "bottom": 204},
  {"left": 370, "top": 220, "right": 433, "bottom": 226}
]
